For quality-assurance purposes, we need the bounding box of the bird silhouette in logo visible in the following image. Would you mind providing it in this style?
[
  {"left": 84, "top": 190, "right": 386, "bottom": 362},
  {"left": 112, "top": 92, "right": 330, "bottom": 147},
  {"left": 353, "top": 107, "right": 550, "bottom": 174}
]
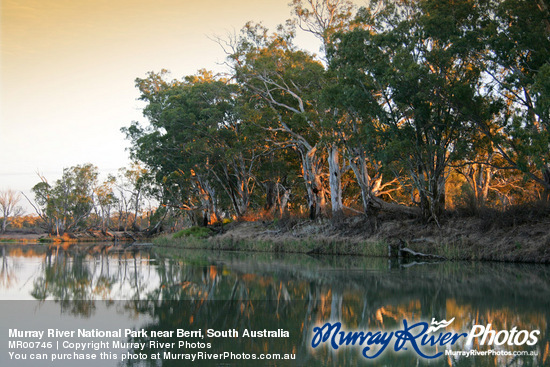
[{"left": 426, "top": 318, "right": 455, "bottom": 333}]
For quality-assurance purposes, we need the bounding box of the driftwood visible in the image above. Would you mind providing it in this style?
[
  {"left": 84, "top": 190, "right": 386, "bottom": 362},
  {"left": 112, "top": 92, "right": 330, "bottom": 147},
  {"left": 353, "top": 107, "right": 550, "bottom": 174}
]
[
  {"left": 400, "top": 246, "right": 446, "bottom": 260},
  {"left": 388, "top": 239, "right": 447, "bottom": 261}
]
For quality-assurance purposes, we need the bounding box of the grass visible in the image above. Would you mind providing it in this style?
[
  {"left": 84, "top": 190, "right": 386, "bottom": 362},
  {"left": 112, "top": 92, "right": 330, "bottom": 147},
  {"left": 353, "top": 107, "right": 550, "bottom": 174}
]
[
  {"left": 142, "top": 206, "right": 550, "bottom": 264},
  {"left": 173, "top": 226, "right": 212, "bottom": 239},
  {"left": 154, "top": 233, "right": 389, "bottom": 257},
  {"left": 441, "top": 242, "right": 474, "bottom": 260},
  {"left": 154, "top": 225, "right": 534, "bottom": 263}
]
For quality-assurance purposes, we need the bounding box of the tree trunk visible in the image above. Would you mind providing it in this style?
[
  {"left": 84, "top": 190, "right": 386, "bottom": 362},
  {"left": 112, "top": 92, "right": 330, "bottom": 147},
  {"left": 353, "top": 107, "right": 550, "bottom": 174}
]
[
  {"left": 264, "top": 181, "right": 276, "bottom": 212},
  {"left": 302, "top": 147, "right": 325, "bottom": 219},
  {"left": 481, "top": 164, "right": 493, "bottom": 205},
  {"left": 437, "top": 173, "right": 446, "bottom": 213},
  {"left": 193, "top": 171, "right": 219, "bottom": 225},
  {"left": 349, "top": 150, "right": 373, "bottom": 214},
  {"left": 327, "top": 144, "right": 343, "bottom": 217},
  {"left": 543, "top": 165, "right": 550, "bottom": 202},
  {"left": 280, "top": 189, "right": 291, "bottom": 217},
  {"left": 132, "top": 190, "right": 141, "bottom": 231},
  {"left": 235, "top": 175, "right": 250, "bottom": 218},
  {"left": 424, "top": 170, "right": 446, "bottom": 225}
]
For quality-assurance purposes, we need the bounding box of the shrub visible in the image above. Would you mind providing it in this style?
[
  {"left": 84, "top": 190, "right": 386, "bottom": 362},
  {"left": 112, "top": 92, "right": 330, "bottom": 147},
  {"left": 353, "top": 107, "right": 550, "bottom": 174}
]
[{"left": 173, "top": 226, "right": 212, "bottom": 239}]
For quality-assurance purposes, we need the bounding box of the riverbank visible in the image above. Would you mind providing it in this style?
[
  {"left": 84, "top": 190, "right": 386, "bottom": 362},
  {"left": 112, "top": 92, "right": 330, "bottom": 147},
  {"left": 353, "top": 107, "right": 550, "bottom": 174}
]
[
  {"left": 0, "top": 229, "right": 144, "bottom": 243},
  {"left": 153, "top": 212, "right": 550, "bottom": 263},
  {"left": 3, "top": 209, "right": 548, "bottom": 263}
]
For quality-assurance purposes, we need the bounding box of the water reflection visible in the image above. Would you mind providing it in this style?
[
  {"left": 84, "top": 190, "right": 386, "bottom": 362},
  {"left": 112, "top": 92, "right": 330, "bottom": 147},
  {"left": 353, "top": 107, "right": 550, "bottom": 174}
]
[{"left": 0, "top": 243, "right": 549, "bottom": 366}]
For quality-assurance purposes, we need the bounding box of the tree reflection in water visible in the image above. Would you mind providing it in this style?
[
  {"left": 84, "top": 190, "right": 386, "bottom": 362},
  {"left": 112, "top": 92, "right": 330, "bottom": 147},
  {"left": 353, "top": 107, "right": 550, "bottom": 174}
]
[{"left": 1, "top": 244, "right": 549, "bottom": 366}]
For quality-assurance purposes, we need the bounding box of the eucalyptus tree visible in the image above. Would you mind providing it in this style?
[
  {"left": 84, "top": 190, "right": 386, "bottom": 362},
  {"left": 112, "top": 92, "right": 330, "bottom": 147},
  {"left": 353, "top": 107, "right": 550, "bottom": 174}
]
[
  {"left": 329, "top": 0, "right": 490, "bottom": 223},
  {"left": 124, "top": 70, "right": 260, "bottom": 222},
  {"left": 228, "top": 23, "right": 329, "bottom": 219},
  {"left": 292, "top": 0, "right": 359, "bottom": 218},
  {"left": 211, "top": 88, "right": 266, "bottom": 218},
  {"left": 110, "top": 164, "right": 151, "bottom": 231},
  {"left": 93, "top": 175, "right": 117, "bottom": 232},
  {"left": 0, "top": 189, "right": 24, "bottom": 233},
  {"left": 477, "top": 0, "right": 550, "bottom": 200},
  {"left": 227, "top": 1, "right": 358, "bottom": 219},
  {"left": 325, "top": 17, "right": 400, "bottom": 215},
  {"left": 31, "top": 164, "right": 98, "bottom": 235}
]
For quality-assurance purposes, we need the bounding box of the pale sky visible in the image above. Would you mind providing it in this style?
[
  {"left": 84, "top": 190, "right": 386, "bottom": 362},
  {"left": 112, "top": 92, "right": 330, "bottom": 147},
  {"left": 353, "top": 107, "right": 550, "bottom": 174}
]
[{"left": 0, "top": 0, "right": 356, "bottom": 211}]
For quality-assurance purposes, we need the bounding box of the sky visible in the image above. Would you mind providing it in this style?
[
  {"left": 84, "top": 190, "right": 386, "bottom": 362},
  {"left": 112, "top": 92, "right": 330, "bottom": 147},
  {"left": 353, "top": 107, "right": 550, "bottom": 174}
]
[{"left": 0, "top": 0, "right": 335, "bottom": 211}]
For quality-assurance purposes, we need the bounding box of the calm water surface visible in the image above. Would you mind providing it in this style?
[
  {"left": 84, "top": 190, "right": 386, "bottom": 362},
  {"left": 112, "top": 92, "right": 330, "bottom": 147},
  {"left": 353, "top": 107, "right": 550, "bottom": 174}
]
[{"left": 0, "top": 243, "right": 549, "bottom": 366}]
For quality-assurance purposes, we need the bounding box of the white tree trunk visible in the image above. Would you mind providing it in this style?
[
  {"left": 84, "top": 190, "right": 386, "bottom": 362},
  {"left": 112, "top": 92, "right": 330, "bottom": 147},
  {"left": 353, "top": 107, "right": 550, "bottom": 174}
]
[
  {"left": 327, "top": 144, "right": 343, "bottom": 215},
  {"left": 302, "top": 147, "right": 325, "bottom": 219},
  {"left": 279, "top": 189, "right": 291, "bottom": 217},
  {"left": 349, "top": 157, "right": 371, "bottom": 213}
]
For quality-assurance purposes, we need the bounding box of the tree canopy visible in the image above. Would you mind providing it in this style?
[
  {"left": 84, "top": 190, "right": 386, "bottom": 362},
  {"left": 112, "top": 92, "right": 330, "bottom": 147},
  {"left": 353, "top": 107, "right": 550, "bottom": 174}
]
[{"left": 116, "top": 0, "right": 550, "bottom": 225}]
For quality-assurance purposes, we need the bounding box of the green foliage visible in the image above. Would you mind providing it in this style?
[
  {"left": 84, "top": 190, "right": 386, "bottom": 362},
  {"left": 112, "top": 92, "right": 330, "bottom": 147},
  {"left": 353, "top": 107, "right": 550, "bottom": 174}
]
[
  {"left": 173, "top": 226, "right": 212, "bottom": 239},
  {"left": 120, "top": 0, "right": 550, "bottom": 224},
  {"left": 123, "top": 70, "right": 264, "bottom": 220},
  {"left": 32, "top": 164, "right": 98, "bottom": 235},
  {"left": 328, "top": 0, "right": 491, "bottom": 221},
  {"left": 478, "top": 0, "right": 550, "bottom": 189}
]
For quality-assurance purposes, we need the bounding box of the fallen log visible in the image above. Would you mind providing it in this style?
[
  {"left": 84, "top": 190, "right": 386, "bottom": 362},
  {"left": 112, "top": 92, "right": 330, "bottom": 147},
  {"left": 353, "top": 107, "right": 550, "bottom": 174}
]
[
  {"left": 388, "top": 239, "right": 447, "bottom": 260},
  {"left": 400, "top": 246, "right": 446, "bottom": 260}
]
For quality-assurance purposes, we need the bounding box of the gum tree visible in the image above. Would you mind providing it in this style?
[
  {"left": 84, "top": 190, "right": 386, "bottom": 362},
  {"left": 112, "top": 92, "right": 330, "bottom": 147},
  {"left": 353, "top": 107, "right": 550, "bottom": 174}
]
[
  {"left": 31, "top": 164, "right": 98, "bottom": 235},
  {"left": 228, "top": 23, "right": 329, "bottom": 218},
  {"left": 0, "top": 189, "right": 24, "bottom": 233},
  {"left": 291, "top": 0, "right": 357, "bottom": 218},
  {"left": 124, "top": 70, "right": 261, "bottom": 222},
  {"left": 329, "top": 0, "right": 490, "bottom": 223},
  {"left": 478, "top": 0, "right": 550, "bottom": 200}
]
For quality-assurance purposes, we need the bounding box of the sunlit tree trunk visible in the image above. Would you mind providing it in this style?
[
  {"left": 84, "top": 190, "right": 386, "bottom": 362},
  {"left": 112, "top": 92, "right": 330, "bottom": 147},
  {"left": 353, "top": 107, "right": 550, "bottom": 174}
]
[
  {"left": 327, "top": 144, "right": 343, "bottom": 217},
  {"left": 193, "top": 171, "right": 219, "bottom": 225},
  {"left": 301, "top": 147, "right": 325, "bottom": 219},
  {"left": 231, "top": 153, "right": 253, "bottom": 217},
  {"left": 348, "top": 149, "right": 379, "bottom": 214},
  {"left": 279, "top": 188, "right": 291, "bottom": 217}
]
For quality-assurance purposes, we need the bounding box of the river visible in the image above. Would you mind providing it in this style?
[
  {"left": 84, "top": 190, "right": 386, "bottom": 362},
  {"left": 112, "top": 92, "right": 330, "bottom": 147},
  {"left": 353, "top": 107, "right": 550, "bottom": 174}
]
[{"left": 0, "top": 243, "right": 548, "bottom": 366}]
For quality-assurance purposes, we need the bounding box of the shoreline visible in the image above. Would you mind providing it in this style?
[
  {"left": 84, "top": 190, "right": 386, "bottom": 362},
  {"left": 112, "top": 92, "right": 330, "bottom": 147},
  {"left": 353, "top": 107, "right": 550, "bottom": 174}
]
[
  {"left": 2, "top": 214, "right": 548, "bottom": 264},
  {"left": 0, "top": 230, "right": 144, "bottom": 244},
  {"left": 153, "top": 215, "right": 550, "bottom": 264}
]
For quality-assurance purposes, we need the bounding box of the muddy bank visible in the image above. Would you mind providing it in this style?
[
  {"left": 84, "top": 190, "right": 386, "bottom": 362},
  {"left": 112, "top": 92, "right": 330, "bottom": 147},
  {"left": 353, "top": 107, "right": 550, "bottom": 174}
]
[{"left": 154, "top": 214, "right": 550, "bottom": 263}]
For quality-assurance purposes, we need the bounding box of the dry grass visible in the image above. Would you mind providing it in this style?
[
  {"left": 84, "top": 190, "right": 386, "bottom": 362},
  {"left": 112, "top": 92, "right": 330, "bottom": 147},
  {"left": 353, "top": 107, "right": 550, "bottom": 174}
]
[{"left": 155, "top": 204, "right": 550, "bottom": 263}]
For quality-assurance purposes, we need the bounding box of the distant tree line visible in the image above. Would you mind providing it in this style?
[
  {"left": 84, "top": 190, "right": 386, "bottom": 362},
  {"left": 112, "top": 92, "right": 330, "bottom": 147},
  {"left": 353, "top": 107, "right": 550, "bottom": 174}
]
[
  {"left": 27, "top": 164, "right": 158, "bottom": 236},
  {"left": 0, "top": 189, "right": 24, "bottom": 233},
  {"left": 121, "top": 0, "right": 550, "bottom": 226}
]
